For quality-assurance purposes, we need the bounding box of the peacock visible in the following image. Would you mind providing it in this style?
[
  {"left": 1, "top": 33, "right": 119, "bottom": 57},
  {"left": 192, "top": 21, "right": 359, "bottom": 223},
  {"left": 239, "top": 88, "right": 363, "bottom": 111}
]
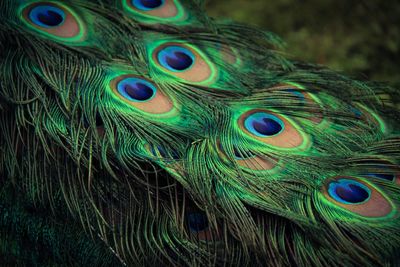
[{"left": 0, "top": 0, "right": 399, "bottom": 266}]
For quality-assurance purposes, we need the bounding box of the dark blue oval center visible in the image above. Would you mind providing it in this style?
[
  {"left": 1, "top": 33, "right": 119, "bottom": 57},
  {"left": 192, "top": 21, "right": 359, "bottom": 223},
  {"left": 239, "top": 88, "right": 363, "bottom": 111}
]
[
  {"left": 157, "top": 46, "right": 195, "bottom": 72},
  {"left": 328, "top": 179, "right": 370, "bottom": 204},
  {"left": 29, "top": 5, "right": 66, "bottom": 28},
  {"left": 124, "top": 83, "right": 154, "bottom": 101},
  {"left": 133, "top": 0, "right": 164, "bottom": 10},
  {"left": 244, "top": 112, "right": 284, "bottom": 137},
  {"left": 117, "top": 77, "right": 156, "bottom": 102},
  {"left": 166, "top": 52, "right": 193, "bottom": 71},
  {"left": 253, "top": 118, "right": 283, "bottom": 136}
]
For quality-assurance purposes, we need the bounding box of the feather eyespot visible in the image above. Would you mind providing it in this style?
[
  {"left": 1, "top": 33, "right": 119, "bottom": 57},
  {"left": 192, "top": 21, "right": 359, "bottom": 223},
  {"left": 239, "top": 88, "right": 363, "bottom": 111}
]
[
  {"left": 323, "top": 177, "right": 395, "bottom": 218},
  {"left": 153, "top": 43, "right": 217, "bottom": 84},
  {"left": 29, "top": 5, "right": 65, "bottom": 27},
  {"left": 124, "top": 0, "right": 186, "bottom": 22},
  {"left": 328, "top": 179, "right": 370, "bottom": 204},
  {"left": 117, "top": 77, "right": 156, "bottom": 102},
  {"left": 244, "top": 113, "right": 284, "bottom": 137},
  {"left": 132, "top": 0, "right": 164, "bottom": 10},
  {"left": 238, "top": 109, "right": 309, "bottom": 150},
  {"left": 157, "top": 45, "right": 194, "bottom": 72},
  {"left": 21, "top": 2, "right": 86, "bottom": 42},
  {"left": 110, "top": 75, "right": 175, "bottom": 115}
]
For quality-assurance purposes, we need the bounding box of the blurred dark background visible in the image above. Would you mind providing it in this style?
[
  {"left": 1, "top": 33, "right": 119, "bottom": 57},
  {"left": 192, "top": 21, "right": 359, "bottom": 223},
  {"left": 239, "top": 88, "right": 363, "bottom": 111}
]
[{"left": 205, "top": 0, "right": 400, "bottom": 87}]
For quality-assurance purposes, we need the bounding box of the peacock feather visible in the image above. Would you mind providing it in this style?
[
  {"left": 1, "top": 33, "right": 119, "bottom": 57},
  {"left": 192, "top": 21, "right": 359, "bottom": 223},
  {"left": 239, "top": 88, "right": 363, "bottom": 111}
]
[{"left": 0, "top": 0, "right": 399, "bottom": 266}]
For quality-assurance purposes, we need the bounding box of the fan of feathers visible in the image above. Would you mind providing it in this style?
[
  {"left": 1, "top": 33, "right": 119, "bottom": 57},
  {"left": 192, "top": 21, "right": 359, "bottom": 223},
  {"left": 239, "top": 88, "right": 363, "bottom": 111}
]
[{"left": 0, "top": 0, "right": 399, "bottom": 266}]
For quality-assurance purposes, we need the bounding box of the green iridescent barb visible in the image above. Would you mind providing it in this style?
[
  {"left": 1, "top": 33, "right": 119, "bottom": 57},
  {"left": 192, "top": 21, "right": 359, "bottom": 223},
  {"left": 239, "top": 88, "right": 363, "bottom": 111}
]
[{"left": 0, "top": 0, "right": 399, "bottom": 266}]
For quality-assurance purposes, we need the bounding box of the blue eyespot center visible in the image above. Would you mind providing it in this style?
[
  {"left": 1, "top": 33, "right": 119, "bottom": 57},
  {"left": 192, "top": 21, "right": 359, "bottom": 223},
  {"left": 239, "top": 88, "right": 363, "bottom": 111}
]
[
  {"left": 157, "top": 46, "right": 195, "bottom": 72},
  {"left": 117, "top": 78, "right": 156, "bottom": 102},
  {"left": 328, "top": 179, "right": 370, "bottom": 204},
  {"left": 187, "top": 212, "right": 208, "bottom": 232},
  {"left": 29, "top": 5, "right": 65, "bottom": 28},
  {"left": 132, "top": 0, "right": 164, "bottom": 10},
  {"left": 244, "top": 112, "right": 284, "bottom": 137}
]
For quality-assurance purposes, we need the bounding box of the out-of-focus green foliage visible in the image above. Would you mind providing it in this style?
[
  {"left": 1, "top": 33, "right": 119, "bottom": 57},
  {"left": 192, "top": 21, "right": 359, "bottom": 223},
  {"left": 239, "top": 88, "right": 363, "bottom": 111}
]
[{"left": 206, "top": 0, "right": 400, "bottom": 87}]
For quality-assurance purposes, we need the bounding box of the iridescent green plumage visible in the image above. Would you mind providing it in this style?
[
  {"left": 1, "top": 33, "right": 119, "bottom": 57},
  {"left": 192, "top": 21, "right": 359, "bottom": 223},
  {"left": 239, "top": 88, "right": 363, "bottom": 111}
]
[{"left": 1, "top": 0, "right": 399, "bottom": 266}]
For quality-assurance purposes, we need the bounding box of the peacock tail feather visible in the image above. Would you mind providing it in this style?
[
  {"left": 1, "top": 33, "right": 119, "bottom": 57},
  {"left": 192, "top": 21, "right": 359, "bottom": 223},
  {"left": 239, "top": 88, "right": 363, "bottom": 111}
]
[{"left": 1, "top": 0, "right": 399, "bottom": 266}]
